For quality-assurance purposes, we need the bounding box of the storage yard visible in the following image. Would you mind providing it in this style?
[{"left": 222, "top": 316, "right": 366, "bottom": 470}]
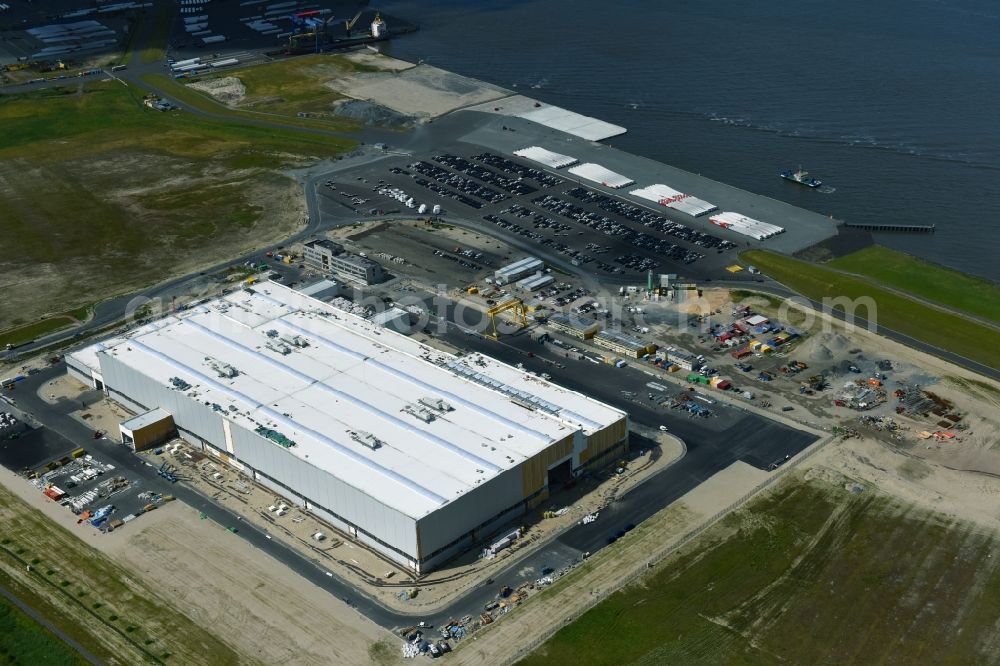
[
  {"left": 311, "top": 131, "right": 836, "bottom": 284},
  {"left": 0, "top": 1, "right": 135, "bottom": 65}
]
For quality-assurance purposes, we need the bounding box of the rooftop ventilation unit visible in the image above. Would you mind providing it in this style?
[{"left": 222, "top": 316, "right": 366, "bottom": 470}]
[
  {"left": 418, "top": 397, "right": 454, "bottom": 413},
  {"left": 266, "top": 340, "right": 291, "bottom": 355},
  {"left": 349, "top": 430, "right": 382, "bottom": 450},
  {"left": 403, "top": 404, "right": 436, "bottom": 423},
  {"left": 255, "top": 426, "right": 296, "bottom": 448},
  {"left": 445, "top": 362, "right": 562, "bottom": 416},
  {"left": 169, "top": 377, "right": 192, "bottom": 391},
  {"left": 281, "top": 334, "right": 310, "bottom": 348},
  {"left": 205, "top": 357, "right": 239, "bottom": 378}
]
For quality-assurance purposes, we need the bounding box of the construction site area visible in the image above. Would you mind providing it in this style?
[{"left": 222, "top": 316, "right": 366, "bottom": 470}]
[{"left": 4, "top": 177, "right": 998, "bottom": 661}]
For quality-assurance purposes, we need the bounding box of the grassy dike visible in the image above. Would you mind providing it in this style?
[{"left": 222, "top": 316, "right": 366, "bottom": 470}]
[
  {"left": 741, "top": 249, "right": 1000, "bottom": 371},
  {"left": 0, "top": 594, "right": 85, "bottom": 666},
  {"left": 828, "top": 245, "right": 1000, "bottom": 325}
]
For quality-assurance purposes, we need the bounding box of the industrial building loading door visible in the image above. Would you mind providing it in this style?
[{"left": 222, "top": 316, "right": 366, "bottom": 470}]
[{"left": 548, "top": 458, "right": 573, "bottom": 488}]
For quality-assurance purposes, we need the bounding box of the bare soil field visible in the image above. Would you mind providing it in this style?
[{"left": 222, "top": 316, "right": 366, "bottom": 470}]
[
  {"left": 108, "top": 509, "right": 395, "bottom": 666},
  {"left": 0, "top": 464, "right": 396, "bottom": 666},
  {"left": 325, "top": 63, "right": 512, "bottom": 119}
]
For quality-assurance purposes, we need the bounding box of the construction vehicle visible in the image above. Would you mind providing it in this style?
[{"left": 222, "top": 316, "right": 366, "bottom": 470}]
[
  {"left": 485, "top": 298, "right": 528, "bottom": 340},
  {"left": 157, "top": 462, "right": 178, "bottom": 483}
]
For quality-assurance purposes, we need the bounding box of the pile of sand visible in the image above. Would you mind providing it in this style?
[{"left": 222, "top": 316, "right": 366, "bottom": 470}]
[
  {"left": 187, "top": 76, "right": 246, "bottom": 106},
  {"left": 799, "top": 331, "right": 852, "bottom": 363}
]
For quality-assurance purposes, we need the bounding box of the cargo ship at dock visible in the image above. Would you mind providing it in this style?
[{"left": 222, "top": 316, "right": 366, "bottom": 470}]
[
  {"left": 280, "top": 9, "right": 417, "bottom": 56},
  {"left": 780, "top": 166, "right": 822, "bottom": 188}
]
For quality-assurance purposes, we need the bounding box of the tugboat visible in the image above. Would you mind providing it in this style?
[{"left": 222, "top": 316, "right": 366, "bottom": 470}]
[{"left": 780, "top": 166, "right": 822, "bottom": 188}]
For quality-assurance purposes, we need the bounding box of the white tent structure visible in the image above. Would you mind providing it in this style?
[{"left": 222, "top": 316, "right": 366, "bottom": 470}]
[
  {"left": 513, "top": 147, "right": 578, "bottom": 169},
  {"left": 567, "top": 163, "right": 634, "bottom": 189},
  {"left": 629, "top": 184, "right": 717, "bottom": 217},
  {"left": 516, "top": 107, "right": 626, "bottom": 141},
  {"left": 708, "top": 212, "right": 784, "bottom": 240}
]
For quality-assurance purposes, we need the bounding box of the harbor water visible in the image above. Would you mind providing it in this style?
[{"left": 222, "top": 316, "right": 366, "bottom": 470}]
[{"left": 382, "top": 0, "right": 1000, "bottom": 281}]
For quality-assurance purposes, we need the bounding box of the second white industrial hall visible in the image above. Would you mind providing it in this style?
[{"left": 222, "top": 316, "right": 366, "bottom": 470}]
[{"left": 67, "top": 282, "right": 627, "bottom": 573}]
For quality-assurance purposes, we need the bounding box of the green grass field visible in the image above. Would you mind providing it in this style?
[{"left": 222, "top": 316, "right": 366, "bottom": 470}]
[
  {"left": 0, "top": 80, "right": 355, "bottom": 325},
  {"left": 0, "top": 595, "right": 84, "bottom": 666},
  {"left": 524, "top": 475, "right": 1000, "bottom": 665},
  {"left": 828, "top": 245, "right": 1000, "bottom": 325},
  {"left": 741, "top": 250, "right": 1000, "bottom": 371}
]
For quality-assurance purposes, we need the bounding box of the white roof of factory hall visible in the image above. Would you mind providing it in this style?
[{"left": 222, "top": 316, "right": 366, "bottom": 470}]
[{"left": 78, "top": 283, "right": 624, "bottom": 520}]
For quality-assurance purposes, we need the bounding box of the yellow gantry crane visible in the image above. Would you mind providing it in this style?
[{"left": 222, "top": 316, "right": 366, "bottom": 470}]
[{"left": 485, "top": 298, "right": 528, "bottom": 340}]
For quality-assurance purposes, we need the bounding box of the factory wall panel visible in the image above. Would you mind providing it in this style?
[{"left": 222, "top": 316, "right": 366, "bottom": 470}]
[
  {"left": 581, "top": 417, "right": 628, "bottom": 466},
  {"left": 98, "top": 353, "right": 225, "bottom": 445},
  {"left": 416, "top": 465, "right": 523, "bottom": 559},
  {"left": 254, "top": 470, "right": 306, "bottom": 506},
  {"left": 228, "top": 422, "right": 418, "bottom": 557},
  {"left": 66, "top": 359, "right": 95, "bottom": 388},
  {"left": 419, "top": 534, "right": 473, "bottom": 573},
  {"left": 521, "top": 434, "right": 574, "bottom": 497}
]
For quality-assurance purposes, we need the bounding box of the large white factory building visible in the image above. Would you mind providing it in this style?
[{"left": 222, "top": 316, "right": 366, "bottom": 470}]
[{"left": 66, "top": 283, "right": 627, "bottom": 573}]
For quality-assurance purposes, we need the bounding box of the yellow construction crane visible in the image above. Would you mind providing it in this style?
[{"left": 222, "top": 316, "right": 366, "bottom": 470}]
[{"left": 485, "top": 298, "right": 528, "bottom": 340}]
